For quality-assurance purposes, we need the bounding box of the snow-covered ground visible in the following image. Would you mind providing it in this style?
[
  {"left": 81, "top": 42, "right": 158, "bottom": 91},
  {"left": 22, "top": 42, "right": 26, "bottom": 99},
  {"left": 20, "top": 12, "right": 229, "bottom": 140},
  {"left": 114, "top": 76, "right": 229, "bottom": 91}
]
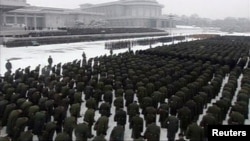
[
  {"left": 1, "top": 33, "right": 249, "bottom": 141},
  {"left": 0, "top": 36, "right": 190, "bottom": 140},
  {"left": 0, "top": 36, "right": 190, "bottom": 76}
]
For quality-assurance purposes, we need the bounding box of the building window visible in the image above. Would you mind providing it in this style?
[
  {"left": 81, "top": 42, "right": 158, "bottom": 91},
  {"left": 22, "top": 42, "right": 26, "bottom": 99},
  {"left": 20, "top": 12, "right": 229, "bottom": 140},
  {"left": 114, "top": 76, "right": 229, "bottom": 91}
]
[
  {"left": 6, "top": 16, "right": 15, "bottom": 23},
  {"left": 17, "top": 17, "right": 25, "bottom": 24}
]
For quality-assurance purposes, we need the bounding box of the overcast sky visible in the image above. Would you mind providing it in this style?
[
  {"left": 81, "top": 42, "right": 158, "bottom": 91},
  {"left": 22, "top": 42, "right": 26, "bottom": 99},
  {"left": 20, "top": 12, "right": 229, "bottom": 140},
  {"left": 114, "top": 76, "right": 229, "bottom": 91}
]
[{"left": 26, "top": 0, "right": 250, "bottom": 19}]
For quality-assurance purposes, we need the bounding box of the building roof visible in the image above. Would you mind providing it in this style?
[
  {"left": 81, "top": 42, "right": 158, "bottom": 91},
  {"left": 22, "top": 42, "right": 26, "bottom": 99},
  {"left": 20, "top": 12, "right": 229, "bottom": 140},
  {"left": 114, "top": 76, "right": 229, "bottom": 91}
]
[
  {"left": 80, "top": 0, "right": 164, "bottom": 9},
  {"left": 0, "top": 0, "right": 28, "bottom": 11},
  {"left": 8, "top": 5, "right": 103, "bottom": 15}
]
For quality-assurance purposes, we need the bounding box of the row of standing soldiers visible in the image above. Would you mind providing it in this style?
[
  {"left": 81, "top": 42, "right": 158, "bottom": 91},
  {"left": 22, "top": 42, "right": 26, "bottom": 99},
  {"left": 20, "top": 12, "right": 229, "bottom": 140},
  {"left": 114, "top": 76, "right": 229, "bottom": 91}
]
[{"left": 1, "top": 53, "right": 249, "bottom": 141}]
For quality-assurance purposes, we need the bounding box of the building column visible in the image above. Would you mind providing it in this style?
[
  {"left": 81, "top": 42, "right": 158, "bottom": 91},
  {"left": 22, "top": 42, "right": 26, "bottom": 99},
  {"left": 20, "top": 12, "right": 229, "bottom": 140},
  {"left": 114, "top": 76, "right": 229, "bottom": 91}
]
[
  {"left": 24, "top": 15, "right": 27, "bottom": 27},
  {"left": 0, "top": 11, "right": 4, "bottom": 26},
  {"left": 14, "top": 14, "right": 17, "bottom": 24},
  {"left": 34, "top": 16, "right": 37, "bottom": 30}
]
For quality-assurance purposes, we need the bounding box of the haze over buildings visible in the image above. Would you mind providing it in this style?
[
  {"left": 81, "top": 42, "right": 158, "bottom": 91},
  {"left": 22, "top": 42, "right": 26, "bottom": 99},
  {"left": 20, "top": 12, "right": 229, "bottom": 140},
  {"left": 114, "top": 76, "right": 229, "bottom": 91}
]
[
  {"left": 0, "top": 0, "right": 172, "bottom": 30},
  {"left": 26, "top": 0, "right": 250, "bottom": 19},
  {"left": 1, "top": 0, "right": 249, "bottom": 34}
]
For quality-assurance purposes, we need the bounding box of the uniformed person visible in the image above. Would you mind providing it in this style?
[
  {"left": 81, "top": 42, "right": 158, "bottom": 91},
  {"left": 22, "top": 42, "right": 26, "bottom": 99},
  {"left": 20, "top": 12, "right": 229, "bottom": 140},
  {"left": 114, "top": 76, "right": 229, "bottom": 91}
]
[
  {"left": 17, "top": 130, "right": 33, "bottom": 141},
  {"left": 41, "top": 121, "right": 57, "bottom": 141},
  {"left": 94, "top": 116, "right": 109, "bottom": 136},
  {"left": 200, "top": 113, "right": 216, "bottom": 141},
  {"left": 143, "top": 123, "right": 161, "bottom": 141},
  {"left": 99, "top": 102, "right": 111, "bottom": 117},
  {"left": 110, "top": 125, "right": 125, "bottom": 141},
  {"left": 131, "top": 114, "right": 144, "bottom": 139},
  {"left": 114, "top": 108, "right": 127, "bottom": 127},
  {"left": 128, "top": 101, "right": 140, "bottom": 124},
  {"left": 186, "top": 121, "right": 204, "bottom": 141},
  {"left": 228, "top": 111, "right": 245, "bottom": 125},
  {"left": 84, "top": 108, "right": 95, "bottom": 138},
  {"left": 5, "top": 60, "right": 12, "bottom": 72},
  {"left": 63, "top": 116, "right": 77, "bottom": 140},
  {"left": 70, "top": 103, "right": 81, "bottom": 117},
  {"left": 164, "top": 115, "right": 179, "bottom": 141},
  {"left": 48, "top": 56, "right": 53, "bottom": 67},
  {"left": 6, "top": 109, "right": 22, "bottom": 137},
  {"left": 177, "top": 106, "right": 192, "bottom": 134},
  {"left": 114, "top": 96, "right": 124, "bottom": 111},
  {"left": 74, "top": 122, "right": 89, "bottom": 141},
  {"left": 93, "top": 135, "right": 107, "bottom": 141},
  {"left": 144, "top": 106, "right": 157, "bottom": 126},
  {"left": 55, "top": 132, "right": 71, "bottom": 141},
  {"left": 158, "top": 103, "right": 169, "bottom": 128}
]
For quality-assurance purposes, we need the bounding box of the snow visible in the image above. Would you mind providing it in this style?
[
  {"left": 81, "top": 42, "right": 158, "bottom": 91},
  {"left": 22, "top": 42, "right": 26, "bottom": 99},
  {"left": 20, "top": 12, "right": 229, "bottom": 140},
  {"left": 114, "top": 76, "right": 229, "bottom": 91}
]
[
  {"left": 0, "top": 37, "right": 187, "bottom": 141},
  {"left": 0, "top": 36, "right": 191, "bottom": 76},
  {"left": 1, "top": 34, "right": 250, "bottom": 141}
]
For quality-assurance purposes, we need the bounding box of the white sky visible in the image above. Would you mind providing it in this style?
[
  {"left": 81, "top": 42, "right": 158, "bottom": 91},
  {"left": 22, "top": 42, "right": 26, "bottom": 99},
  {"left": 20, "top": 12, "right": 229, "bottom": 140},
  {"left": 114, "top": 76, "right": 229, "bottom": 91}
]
[{"left": 26, "top": 0, "right": 250, "bottom": 19}]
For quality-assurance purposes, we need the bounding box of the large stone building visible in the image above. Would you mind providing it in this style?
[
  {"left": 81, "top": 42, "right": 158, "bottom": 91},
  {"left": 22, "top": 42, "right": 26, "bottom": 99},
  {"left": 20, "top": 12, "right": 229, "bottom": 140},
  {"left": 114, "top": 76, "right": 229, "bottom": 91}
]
[
  {"left": 0, "top": 0, "right": 169, "bottom": 30},
  {"left": 0, "top": 0, "right": 104, "bottom": 30},
  {"left": 80, "top": 0, "right": 169, "bottom": 28}
]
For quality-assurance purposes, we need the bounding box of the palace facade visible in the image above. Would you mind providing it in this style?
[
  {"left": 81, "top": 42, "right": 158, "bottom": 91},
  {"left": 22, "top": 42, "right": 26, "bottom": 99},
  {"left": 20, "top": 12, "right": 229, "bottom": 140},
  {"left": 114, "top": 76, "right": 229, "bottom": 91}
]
[{"left": 0, "top": 0, "right": 169, "bottom": 30}]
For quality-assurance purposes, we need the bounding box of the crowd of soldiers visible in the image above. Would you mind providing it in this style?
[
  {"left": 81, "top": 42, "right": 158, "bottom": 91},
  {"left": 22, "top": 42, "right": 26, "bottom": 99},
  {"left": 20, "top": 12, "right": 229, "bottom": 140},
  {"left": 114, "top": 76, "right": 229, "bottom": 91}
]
[
  {"left": 0, "top": 36, "right": 250, "bottom": 141},
  {"left": 104, "top": 36, "right": 187, "bottom": 52},
  {"left": 105, "top": 40, "right": 136, "bottom": 51}
]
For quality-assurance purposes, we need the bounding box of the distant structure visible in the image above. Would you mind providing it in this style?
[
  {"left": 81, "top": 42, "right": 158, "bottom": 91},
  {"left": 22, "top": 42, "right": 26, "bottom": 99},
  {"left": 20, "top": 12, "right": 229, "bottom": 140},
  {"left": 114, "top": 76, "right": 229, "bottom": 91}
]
[
  {"left": 0, "top": 0, "right": 170, "bottom": 30},
  {"left": 80, "top": 0, "right": 169, "bottom": 28}
]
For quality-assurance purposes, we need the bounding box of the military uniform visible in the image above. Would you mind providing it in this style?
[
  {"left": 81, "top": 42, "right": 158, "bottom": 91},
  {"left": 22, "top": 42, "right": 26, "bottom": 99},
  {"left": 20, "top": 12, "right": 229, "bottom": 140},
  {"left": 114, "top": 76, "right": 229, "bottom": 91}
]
[
  {"left": 193, "top": 95, "right": 204, "bottom": 114},
  {"left": 93, "top": 135, "right": 107, "bottom": 141},
  {"left": 55, "top": 132, "right": 71, "bottom": 141},
  {"left": 137, "top": 86, "right": 147, "bottom": 103},
  {"left": 200, "top": 113, "right": 216, "bottom": 140},
  {"left": 128, "top": 102, "right": 140, "bottom": 124},
  {"left": 114, "top": 108, "right": 127, "bottom": 127},
  {"left": 144, "top": 123, "right": 161, "bottom": 141},
  {"left": 54, "top": 106, "right": 67, "bottom": 133},
  {"left": 228, "top": 111, "right": 245, "bottom": 125},
  {"left": 110, "top": 125, "right": 125, "bottom": 141},
  {"left": 63, "top": 116, "right": 76, "bottom": 140},
  {"left": 185, "top": 100, "right": 198, "bottom": 120},
  {"left": 152, "top": 91, "right": 162, "bottom": 108},
  {"left": 48, "top": 56, "right": 53, "bottom": 67},
  {"left": 41, "top": 121, "right": 57, "bottom": 141},
  {"left": 17, "top": 131, "right": 33, "bottom": 141},
  {"left": 158, "top": 103, "right": 169, "bottom": 128},
  {"left": 125, "top": 89, "right": 134, "bottom": 106},
  {"left": 74, "top": 122, "right": 89, "bottom": 141},
  {"left": 99, "top": 102, "right": 111, "bottom": 117},
  {"left": 7, "top": 109, "right": 22, "bottom": 137},
  {"left": 33, "top": 111, "right": 46, "bottom": 136},
  {"left": 207, "top": 105, "right": 222, "bottom": 124},
  {"left": 84, "top": 108, "right": 95, "bottom": 137},
  {"left": 5, "top": 60, "right": 12, "bottom": 71},
  {"left": 141, "top": 97, "right": 153, "bottom": 114},
  {"left": 27, "top": 105, "right": 40, "bottom": 130},
  {"left": 144, "top": 106, "right": 157, "bottom": 126},
  {"left": 94, "top": 116, "right": 109, "bottom": 136},
  {"left": 178, "top": 106, "right": 192, "bottom": 133},
  {"left": 114, "top": 97, "right": 124, "bottom": 110},
  {"left": 186, "top": 122, "right": 204, "bottom": 141},
  {"left": 164, "top": 116, "right": 179, "bottom": 141},
  {"left": 74, "top": 92, "right": 83, "bottom": 104},
  {"left": 131, "top": 114, "right": 144, "bottom": 139},
  {"left": 0, "top": 99, "right": 9, "bottom": 120},
  {"left": 2, "top": 103, "right": 17, "bottom": 127},
  {"left": 115, "top": 88, "right": 124, "bottom": 97},
  {"left": 12, "top": 117, "right": 29, "bottom": 141},
  {"left": 86, "top": 98, "right": 97, "bottom": 110},
  {"left": 70, "top": 103, "right": 81, "bottom": 117},
  {"left": 103, "top": 91, "right": 113, "bottom": 104}
]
